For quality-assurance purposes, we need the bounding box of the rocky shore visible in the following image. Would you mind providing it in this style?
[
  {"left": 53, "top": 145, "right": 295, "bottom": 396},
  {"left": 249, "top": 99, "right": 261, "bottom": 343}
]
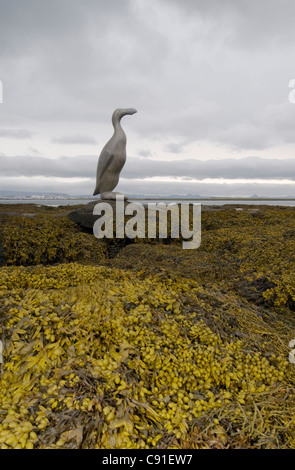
[{"left": 0, "top": 202, "right": 295, "bottom": 449}]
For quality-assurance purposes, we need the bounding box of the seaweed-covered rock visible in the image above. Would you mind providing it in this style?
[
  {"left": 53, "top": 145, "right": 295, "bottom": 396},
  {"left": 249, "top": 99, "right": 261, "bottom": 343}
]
[
  {"left": 0, "top": 213, "right": 106, "bottom": 266},
  {"left": 0, "top": 262, "right": 294, "bottom": 449}
]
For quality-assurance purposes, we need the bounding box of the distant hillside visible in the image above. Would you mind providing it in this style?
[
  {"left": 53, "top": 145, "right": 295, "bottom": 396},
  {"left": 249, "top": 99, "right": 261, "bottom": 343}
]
[
  {"left": 0, "top": 190, "right": 70, "bottom": 198},
  {"left": 1, "top": 190, "right": 295, "bottom": 200}
]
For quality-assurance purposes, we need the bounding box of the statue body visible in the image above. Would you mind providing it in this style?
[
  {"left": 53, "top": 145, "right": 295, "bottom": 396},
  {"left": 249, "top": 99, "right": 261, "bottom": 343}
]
[{"left": 93, "top": 108, "right": 137, "bottom": 200}]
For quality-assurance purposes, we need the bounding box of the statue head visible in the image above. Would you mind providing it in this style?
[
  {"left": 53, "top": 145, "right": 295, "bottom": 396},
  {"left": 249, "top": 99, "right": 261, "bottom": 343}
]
[{"left": 112, "top": 108, "right": 137, "bottom": 124}]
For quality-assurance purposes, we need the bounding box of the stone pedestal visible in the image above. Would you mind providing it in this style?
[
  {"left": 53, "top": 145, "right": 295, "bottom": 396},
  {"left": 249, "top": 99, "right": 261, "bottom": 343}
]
[{"left": 68, "top": 200, "right": 131, "bottom": 232}]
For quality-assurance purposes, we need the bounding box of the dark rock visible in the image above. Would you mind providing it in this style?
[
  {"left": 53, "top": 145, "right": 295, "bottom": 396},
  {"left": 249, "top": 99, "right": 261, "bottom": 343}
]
[
  {"left": 0, "top": 241, "right": 6, "bottom": 266},
  {"left": 68, "top": 200, "right": 132, "bottom": 232},
  {"left": 68, "top": 201, "right": 99, "bottom": 231}
]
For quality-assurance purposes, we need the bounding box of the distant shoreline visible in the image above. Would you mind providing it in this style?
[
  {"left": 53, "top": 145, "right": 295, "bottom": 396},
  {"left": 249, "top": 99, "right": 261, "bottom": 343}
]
[
  {"left": 1, "top": 197, "right": 295, "bottom": 202},
  {"left": 1, "top": 198, "right": 295, "bottom": 210},
  {"left": 132, "top": 197, "right": 295, "bottom": 201}
]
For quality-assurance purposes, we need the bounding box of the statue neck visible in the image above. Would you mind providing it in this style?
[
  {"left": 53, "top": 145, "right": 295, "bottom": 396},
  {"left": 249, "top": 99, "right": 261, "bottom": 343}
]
[{"left": 112, "top": 116, "right": 126, "bottom": 139}]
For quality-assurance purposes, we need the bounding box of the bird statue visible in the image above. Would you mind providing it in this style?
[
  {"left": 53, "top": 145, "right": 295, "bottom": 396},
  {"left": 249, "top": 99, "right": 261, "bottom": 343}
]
[{"left": 93, "top": 107, "right": 137, "bottom": 200}]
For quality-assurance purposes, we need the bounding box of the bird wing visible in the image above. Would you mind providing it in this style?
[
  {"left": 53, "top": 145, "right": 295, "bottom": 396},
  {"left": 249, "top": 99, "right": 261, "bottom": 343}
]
[{"left": 93, "top": 148, "right": 114, "bottom": 195}]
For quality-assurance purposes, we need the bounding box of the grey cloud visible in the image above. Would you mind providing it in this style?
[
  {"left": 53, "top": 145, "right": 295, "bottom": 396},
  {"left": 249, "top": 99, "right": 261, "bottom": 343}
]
[
  {"left": 52, "top": 134, "right": 98, "bottom": 145},
  {"left": 138, "top": 149, "right": 153, "bottom": 158},
  {"left": 0, "top": 177, "right": 93, "bottom": 196},
  {"left": 0, "top": 0, "right": 294, "bottom": 159},
  {"left": 1, "top": 175, "right": 295, "bottom": 199},
  {"left": 0, "top": 0, "right": 130, "bottom": 56},
  {"left": 163, "top": 0, "right": 295, "bottom": 48},
  {"left": 122, "top": 156, "right": 295, "bottom": 181},
  {"left": 0, "top": 155, "right": 97, "bottom": 178},
  {"left": 1, "top": 155, "right": 295, "bottom": 182},
  {"left": 0, "top": 0, "right": 168, "bottom": 122},
  {"left": 0, "top": 128, "right": 35, "bottom": 139},
  {"left": 164, "top": 142, "right": 187, "bottom": 154},
  {"left": 117, "top": 180, "right": 295, "bottom": 199}
]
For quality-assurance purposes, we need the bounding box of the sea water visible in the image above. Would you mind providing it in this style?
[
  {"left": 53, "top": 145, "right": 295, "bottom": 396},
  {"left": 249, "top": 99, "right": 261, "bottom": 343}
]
[{"left": 1, "top": 198, "right": 295, "bottom": 207}]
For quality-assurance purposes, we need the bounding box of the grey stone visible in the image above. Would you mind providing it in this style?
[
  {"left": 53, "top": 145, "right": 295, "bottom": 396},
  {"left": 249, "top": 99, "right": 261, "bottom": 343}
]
[
  {"left": 68, "top": 201, "right": 101, "bottom": 231},
  {"left": 68, "top": 200, "right": 131, "bottom": 231},
  {"left": 93, "top": 108, "right": 137, "bottom": 200}
]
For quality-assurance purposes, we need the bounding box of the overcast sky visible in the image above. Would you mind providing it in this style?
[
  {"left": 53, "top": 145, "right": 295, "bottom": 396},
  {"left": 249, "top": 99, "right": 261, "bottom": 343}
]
[{"left": 0, "top": 0, "right": 295, "bottom": 197}]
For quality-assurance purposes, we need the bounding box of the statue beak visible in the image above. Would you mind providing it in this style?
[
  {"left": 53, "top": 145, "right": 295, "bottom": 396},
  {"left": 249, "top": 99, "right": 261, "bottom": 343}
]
[{"left": 125, "top": 108, "right": 137, "bottom": 115}]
